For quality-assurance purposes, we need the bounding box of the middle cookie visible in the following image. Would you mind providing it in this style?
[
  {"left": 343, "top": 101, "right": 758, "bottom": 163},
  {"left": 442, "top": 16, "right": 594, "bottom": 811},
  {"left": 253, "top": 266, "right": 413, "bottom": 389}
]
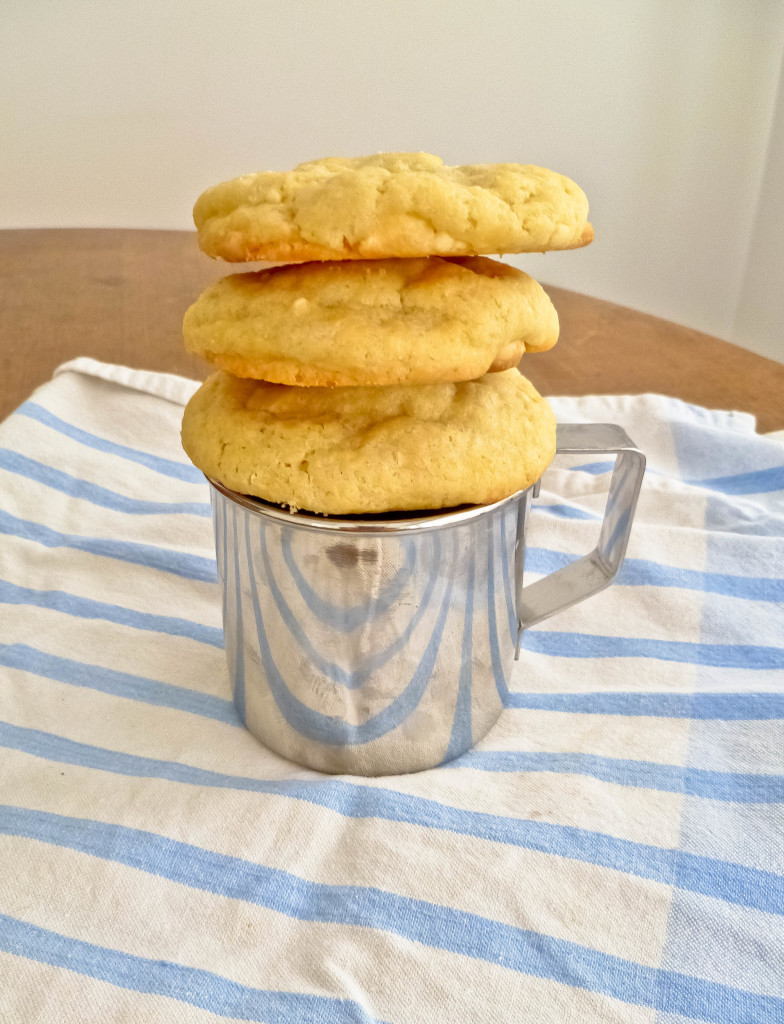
[{"left": 183, "top": 255, "right": 558, "bottom": 387}]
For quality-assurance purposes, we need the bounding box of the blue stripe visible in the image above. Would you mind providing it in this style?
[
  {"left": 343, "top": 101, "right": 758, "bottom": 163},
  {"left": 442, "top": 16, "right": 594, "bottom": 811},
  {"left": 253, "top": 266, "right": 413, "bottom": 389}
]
[
  {"left": 10, "top": 625, "right": 779, "bottom": 734},
  {"left": 0, "top": 643, "right": 236, "bottom": 725},
  {"left": 524, "top": 548, "right": 574, "bottom": 575},
  {"left": 3, "top": 720, "right": 783, "bottom": 918},
  {"left": 569, "top": 460, "right": 615, "bottom": 475},
  {"left": 505, "top": 690, "right": 784, "bottom": 719},
  {"left": 0, "top": 508, "right": 217, "bottom": 582},
  {"left": 0, "top": 448, "right": 211, "bottom": 517},
  {"left": 4, "top": 496, "right": 772, "bottom": 611},
  {"left": 572, "top": 459, "right": 784, "bottom": 495},
  {"left": 523, "top": 630, "right": 784, "bottom": 669},
  {"left": 17, "top": 638, "right": 781, "bottom": 798},
  {"left": 619, "top": 558, "right": 784, "bottom": 602},
  {"left": 16, "top": 402, "right": 204, "bottom": 484},
  {"left": 0, "top": 913, "right": 378, "bottom": 1024},
  {"left": 2, "top": 806, "right": 782, "bottom": 1023},
  {"left": 531, "top": 503, "right": 600, "bottom": 520},
  {"left": 526, "top": 548, "right": 783, "bottom": 603},
  {"left": 460, "top": 751, "right": 784, "bottom": 803},
  {"left": 0, "top": 579, "right": 223, "bottom": 648},
  {"left": 687, "top": 465, "right": 784, "bottom": 495},
  {"left": 629, "top": 555, "right": 780, "bottom": 603}
]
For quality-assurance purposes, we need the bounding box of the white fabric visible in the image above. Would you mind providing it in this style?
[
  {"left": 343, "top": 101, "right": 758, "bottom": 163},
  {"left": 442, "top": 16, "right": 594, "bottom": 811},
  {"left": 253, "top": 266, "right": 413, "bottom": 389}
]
[{"left": 0, "top": 358, "right": 782, "bottom": 1023}]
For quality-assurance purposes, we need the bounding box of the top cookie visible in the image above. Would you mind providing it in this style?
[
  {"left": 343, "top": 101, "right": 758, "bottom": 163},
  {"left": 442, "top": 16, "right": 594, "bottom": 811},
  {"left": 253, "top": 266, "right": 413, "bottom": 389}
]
[{"left": 194, "top": 152, "right": 593, "bottom": 263}]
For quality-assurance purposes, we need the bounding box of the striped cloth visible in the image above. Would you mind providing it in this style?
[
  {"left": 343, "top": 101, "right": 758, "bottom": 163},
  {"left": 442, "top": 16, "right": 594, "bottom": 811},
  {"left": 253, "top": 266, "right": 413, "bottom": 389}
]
[{"left": 1, "top": 357, "right": 783, "bottom": 1024}]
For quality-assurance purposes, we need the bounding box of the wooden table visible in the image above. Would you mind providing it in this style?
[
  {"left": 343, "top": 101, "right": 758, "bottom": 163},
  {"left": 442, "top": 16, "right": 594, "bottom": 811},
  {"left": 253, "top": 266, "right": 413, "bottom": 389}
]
[{"left": 3, "top": 229, "right": 783, "bottom": 431}]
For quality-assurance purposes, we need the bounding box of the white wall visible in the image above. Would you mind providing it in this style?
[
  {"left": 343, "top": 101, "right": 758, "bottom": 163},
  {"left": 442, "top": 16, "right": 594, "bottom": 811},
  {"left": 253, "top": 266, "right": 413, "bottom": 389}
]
[
  {"left": 732, "top": 57, "right": 784, "bottom": 363},
  {"left": 2, "top": 1, "right": 783, "bottom": 359}
]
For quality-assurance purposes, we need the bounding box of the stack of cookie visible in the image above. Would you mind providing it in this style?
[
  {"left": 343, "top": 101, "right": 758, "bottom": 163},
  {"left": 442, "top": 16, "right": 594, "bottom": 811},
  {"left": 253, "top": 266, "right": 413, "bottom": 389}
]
[{"left": 181, "top": 152, "right": 592, "bottom": 514}]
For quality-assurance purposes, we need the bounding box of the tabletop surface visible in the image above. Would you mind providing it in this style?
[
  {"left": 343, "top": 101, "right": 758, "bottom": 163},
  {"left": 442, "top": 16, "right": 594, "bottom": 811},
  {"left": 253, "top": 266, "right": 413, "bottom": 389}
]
[{"left": 2, "top": 228, "right": 783, "bottom": 431}]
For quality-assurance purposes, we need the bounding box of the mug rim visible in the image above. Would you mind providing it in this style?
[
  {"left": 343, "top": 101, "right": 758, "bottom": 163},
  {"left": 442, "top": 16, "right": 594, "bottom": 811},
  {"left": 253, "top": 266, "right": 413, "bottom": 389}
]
[{"left": 206, "top": 475, "right": 532, "bottom": 535}]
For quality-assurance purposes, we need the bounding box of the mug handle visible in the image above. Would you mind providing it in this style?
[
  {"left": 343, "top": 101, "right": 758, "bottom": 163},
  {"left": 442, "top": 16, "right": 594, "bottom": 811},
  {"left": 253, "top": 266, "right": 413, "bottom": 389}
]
[{"left": 515, "top": 423, "right": 646, "bottom": 658}]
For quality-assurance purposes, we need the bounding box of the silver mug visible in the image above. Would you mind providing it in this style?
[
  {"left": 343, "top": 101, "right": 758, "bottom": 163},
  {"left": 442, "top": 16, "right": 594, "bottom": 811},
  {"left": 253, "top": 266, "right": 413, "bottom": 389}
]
[{"left": 209, "top": 424, "right": 645, "bottom": 775}]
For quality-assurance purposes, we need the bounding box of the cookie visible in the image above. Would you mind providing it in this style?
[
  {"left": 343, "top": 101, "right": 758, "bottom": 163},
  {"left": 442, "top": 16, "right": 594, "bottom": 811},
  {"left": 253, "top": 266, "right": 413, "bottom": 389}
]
[
  {"left": 183, "top": 256, "right": 558, "bottom": 387},
  {"left": 181, "top": 369, "right": 555, "bottom": 515},
  {"left": 193, "top": 151, "right": 592, "bottom": 263}
]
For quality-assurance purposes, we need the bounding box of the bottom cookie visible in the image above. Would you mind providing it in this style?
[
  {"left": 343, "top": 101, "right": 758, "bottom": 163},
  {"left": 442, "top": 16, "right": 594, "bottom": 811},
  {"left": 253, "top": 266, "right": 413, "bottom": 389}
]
[{"left": 181, "top": 369, "right": 556, "bottom": 515}]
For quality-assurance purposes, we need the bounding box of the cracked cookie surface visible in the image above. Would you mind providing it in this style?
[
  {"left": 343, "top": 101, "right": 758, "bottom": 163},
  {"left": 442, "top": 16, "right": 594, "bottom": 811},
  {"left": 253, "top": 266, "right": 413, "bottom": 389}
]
[
  {"left": 181, "top": 369, "right": 556, "bottom": 514},
  {"left": 183, "top": 256, "right": 558, "bottom": 386},
  {"left": 193, "top": 152, "right": 593, "bottom": 263}
]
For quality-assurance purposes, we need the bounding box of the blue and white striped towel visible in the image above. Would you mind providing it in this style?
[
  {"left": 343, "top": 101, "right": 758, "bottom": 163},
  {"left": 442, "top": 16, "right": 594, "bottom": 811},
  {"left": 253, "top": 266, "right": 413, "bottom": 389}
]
[{"left": 1, "top": 357, "right": 783, "bottom": 1023}]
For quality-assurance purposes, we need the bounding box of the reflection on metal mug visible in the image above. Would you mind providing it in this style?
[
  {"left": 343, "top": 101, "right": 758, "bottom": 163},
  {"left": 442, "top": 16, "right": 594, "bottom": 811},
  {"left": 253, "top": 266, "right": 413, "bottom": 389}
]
[{"left": 209, "top": 424, "right": 645, "bottom": 776}]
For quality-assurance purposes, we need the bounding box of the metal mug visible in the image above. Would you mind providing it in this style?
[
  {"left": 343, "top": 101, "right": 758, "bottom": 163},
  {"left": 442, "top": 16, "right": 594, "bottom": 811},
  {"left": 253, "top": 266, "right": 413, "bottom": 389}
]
[{"left": 209, "top": 423, "right": 645, "bottom": 776}]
